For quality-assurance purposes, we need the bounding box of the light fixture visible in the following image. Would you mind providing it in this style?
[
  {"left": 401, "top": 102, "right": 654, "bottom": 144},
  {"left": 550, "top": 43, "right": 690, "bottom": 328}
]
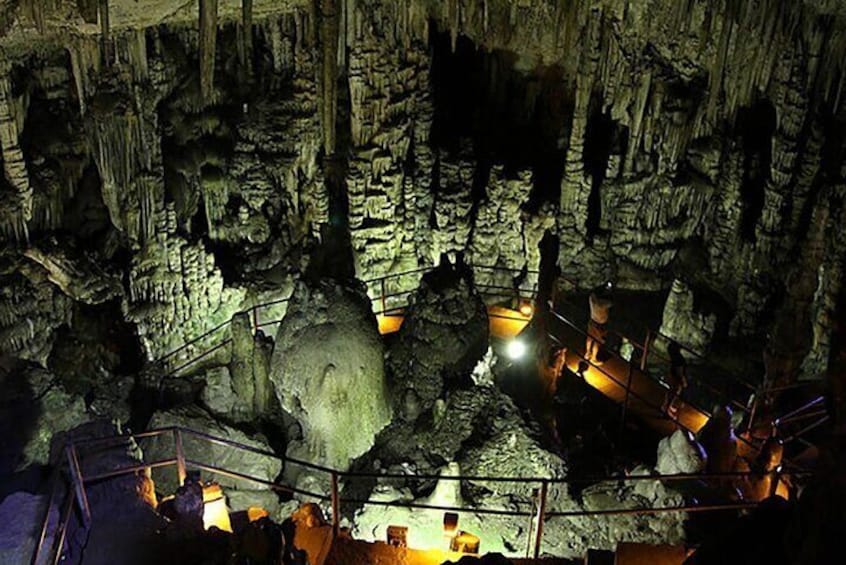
[
  {"left": 202, "top": 483, "right": 232, "bottom": 532},
  {"left": 518, "top": 302, "right": 534, "bottom": 317},
  {"left": 443, "top": 512, "right": 459, "bottom": 539},
  {"left": 387, "top": 525, "right": 408, "bottom": 547},
  {"left": 450, "top": 531, "right": 480, "bottom": 554},
  {"left": 506, "top": 339, "right": 527, "bottom": 360}
]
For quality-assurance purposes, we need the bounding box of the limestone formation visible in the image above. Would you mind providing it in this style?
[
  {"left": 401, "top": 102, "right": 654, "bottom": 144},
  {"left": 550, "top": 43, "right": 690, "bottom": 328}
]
[
  {"left": 656, "top": 429, "right": 707, "bottom": 475},
  {"left": 270, "top": 279, "right": 391, "bottom": 472},
  {"left": 0, "top": 364, "right": 90, "bottom": 472},
  {"left": 124, "top": 204, "right": 246, "bottom": 360},
  {"left": 387, "top": 261, "right": 489, "bottom": 421},
  {"left": 659, "top": 279, "right": 717, "bottom": 356},
  {"left": 0, "top": 1, "right": 845, "bottom": 559}
]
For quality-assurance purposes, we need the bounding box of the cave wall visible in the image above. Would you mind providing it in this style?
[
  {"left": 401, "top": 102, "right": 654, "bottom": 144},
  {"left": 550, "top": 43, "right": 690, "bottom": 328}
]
[{"left": 0, "top": 0, "right": 844, "bottom": 384}]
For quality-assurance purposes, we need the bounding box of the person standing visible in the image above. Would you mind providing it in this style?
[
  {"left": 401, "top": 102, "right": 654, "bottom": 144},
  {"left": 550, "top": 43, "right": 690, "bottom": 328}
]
[
  {"left": 664, "top": 341, "right": 688, "bottom": 416},
  {"left": 586, "top": 283, "right": 613, "bottom": 364}
]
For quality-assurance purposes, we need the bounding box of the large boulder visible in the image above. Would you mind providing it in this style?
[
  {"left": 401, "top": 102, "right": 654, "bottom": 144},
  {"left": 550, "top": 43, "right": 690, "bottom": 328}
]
[
  {"left": 0, "top": 364, "right": 90, "bottom": 473},
  {"left": 0, "top": 492, "right": 57, "bottom": 565},
  {"left": 145, "top": 406, "right": 282, "bottom": 495},
  {"left": 656, "top": 429, "right": 707, "bottom": 475},
  {"left": 386, "top": 261, "right": 489, "bottom": 421},
  {"left": 270, "top": 279, "right": 391, "bottom": 472}
]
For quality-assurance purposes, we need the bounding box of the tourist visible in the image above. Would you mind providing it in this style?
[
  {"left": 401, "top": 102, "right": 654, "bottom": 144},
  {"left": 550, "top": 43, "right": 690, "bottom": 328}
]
[
  {"left": 586, "top": 283, "right": 613, "bottom": 364},
  {"left": 664, "top": 341, "right": 688, "bottom": 416}
]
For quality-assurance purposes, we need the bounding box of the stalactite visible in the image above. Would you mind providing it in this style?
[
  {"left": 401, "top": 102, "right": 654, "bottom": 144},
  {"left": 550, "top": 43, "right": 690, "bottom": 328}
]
[
  {"left": 319, "top": 0, "right": 339, "bottom": 155},
  {"left": 77, "top": 0, "right": 98, "bottom": 23},
  {"left": 238, "top": 0, "right": 254, "bottom": 78},
  {"left": 97, "top": 0, "right": 113, "bottom": 66},
  {"left": 0, "top": 71, "right": 33, "bottom": 242},
  {"left": 199, "top": 0, "right": 219, "bottom": 103},
  {"left": 67, "top": 35, "right": 102, "bottom": 116}
]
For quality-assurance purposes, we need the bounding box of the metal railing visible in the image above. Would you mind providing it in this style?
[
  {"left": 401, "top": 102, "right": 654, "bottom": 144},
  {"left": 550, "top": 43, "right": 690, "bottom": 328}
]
[
  {"left": 152, "top": 263, "right": 540, "bottom": 382},
  {"left": 550, "top": 292, "right": 757, "bottom": 418},
  {"left": 35, "top": 426, "right": 810, "bottom": 564},
  {"left": 545, "top": 308, "right": 808, "bottom": 472}
]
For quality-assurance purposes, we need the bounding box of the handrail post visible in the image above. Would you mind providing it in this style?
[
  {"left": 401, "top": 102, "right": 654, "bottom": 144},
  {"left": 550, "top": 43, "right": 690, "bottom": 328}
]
[
  {"left": 769, "top": 466, "right": 782, "bottom": 498},
  {"left": 640, "top": 328, "right": 651, "bottom": 372},
  {"left": 174, "top": 428, "right": 187, "bottom": 487},
  {"left": 66, "top": 445, "right": 92, "bottom": 528},
  {"left": 253, "top": 305, "right": 259, "bottom": 332},
  {"left": 621, "top": 361, "right": 633, "bottom": 442},
  {"left": 330, "top": 471, "right": 341, "bottom": 539},
  {"left": 380, "top": 279, "right": 387, "bottom": 315},
  {"left": 533, "top": 480, "right": 548, "bottom": 559}
]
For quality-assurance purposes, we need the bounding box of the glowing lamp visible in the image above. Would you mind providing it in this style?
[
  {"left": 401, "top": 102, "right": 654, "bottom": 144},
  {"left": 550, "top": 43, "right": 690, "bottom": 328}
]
[
  {"left": 443, "top": 512, "right": 459, "bottom": 538},
  {"left": 202, "top": 483, "right": 232, "bottom": 532},
  {"left": 387, "top": 525, "right": 408, "bottom": 547},
  {"left": 506, "top": 339, "right": 527, "bottom": 360},
  {"left": 450, "top": 531, "right": 480, "bottom": 554},
  {"left": 518, "top": 302, "right": 534, "bottom": 317},
  {"left": 247, "top": 507, "right": 270, "bottom": 522}
]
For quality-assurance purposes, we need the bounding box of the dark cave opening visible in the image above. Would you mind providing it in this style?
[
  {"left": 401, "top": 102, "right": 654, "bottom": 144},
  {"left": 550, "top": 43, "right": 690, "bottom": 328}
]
[
  {"left": 59, "top": 161, "right": 112, "bottom": 247},
  {"left": 737, "top": 99, "right": 777, "bottom": 243},
  {"left": 48, "top": 299, "right": 145, "bottom": 396},
  {"left": 428, "top": 29, "right": 572, "bottom": 209},
  {"left": 16, "top": 50, "right": 91, "bottom": 238}
]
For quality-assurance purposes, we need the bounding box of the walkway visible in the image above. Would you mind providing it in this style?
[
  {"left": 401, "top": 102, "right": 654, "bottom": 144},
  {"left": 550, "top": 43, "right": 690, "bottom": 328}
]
[{"left": 548, "top": 309, "right": 709, "bottom": 436}]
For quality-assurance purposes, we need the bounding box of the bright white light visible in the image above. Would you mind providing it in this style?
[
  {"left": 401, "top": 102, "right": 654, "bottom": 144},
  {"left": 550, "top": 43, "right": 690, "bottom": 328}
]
[{"left": 506, "top": 339, "right": 527, "bottom": 360}]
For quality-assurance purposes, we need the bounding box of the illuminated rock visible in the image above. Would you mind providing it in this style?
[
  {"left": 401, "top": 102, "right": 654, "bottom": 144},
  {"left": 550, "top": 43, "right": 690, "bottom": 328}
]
[
  {"left": 270, "top": 279, "right": 391, "bottom": 472},
  {"left": 659, "top": 279, "right": 717, "bottom": 356},
  {"left": 656, "top": 430, "right": 707, "bottom": 475}
]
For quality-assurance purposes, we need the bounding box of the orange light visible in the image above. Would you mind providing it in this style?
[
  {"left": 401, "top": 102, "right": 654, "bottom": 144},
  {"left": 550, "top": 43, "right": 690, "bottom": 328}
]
[
  {"left": 247, "top": 506, "right": 270, "bottom": 522},
  {"left": 377, "top": 314, "right": 404, "bottom": 334},
  {"left": 519, "top": 302, "right": 534, "bottom": 317}
]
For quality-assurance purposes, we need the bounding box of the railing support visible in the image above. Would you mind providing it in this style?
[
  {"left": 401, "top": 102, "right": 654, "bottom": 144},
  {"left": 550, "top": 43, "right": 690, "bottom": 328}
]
[
  {"left": 769, "top": 466, "right": 782, "bottom": 498},
  {"left": 621, "top": 361, "right": 633, "bottom": 441},
  {"left": 640, "top": 328, "right": 651, "bottom": 372},
  {"left": 66, "top": 445, "right": 91, "bottom": 528},
  {"left": 380, "top": 279, "right": 387, "bottom": 315},
  {"left": 174, "top": 428, "right": 187, "bottom": 487},
  {"left": 330, "top": 471, "right": 341, "bottom": 538},
  {"left": 533, "top": 480, "right": 548, "bottom": 559}
]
